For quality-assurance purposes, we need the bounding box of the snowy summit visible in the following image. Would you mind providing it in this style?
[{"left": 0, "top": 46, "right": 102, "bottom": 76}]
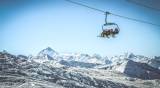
[{"left": 38, "top": 47, "right": 58, "bottom": 58}]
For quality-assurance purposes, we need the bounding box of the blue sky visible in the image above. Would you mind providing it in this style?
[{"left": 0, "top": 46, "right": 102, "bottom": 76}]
[{"left": 0, "top": 0, "right": 160, "bottom": 57}]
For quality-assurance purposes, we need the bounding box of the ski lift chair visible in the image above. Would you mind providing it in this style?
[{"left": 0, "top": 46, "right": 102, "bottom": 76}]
[{"left": 99, "top": 12, "right": 120, "bottom": 38}]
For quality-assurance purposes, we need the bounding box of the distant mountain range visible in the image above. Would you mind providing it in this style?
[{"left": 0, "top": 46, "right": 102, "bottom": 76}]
[{"left": 0, "top": 47, "right": 160, "bottom": 88}]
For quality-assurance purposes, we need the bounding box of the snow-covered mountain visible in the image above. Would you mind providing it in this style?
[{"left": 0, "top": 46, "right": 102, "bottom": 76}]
[
  {"left": 38, "top": 47, "right": 58, "bottom": 59},
  {"left": 0, "top": 48, "right": 160, "bottom": 88},
  {"left": 148, "top": 56, "right": 160, "bottom": 70},
  {"left": 31, "top": 47, "right": 160, "bottom": 73},
  {"left": 33, "top": 47, "right": 108, "bottom": 67},
  {"left": 114, "top": 60, "right": 160, "bottom": 79},
  {"left": 59, "top": 53, "right": 106, "bottom": 64}
]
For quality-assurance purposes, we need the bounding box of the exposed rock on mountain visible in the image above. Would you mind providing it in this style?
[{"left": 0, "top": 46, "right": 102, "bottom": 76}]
[
  {"left": 38, "top": 47, "right": 58, "bottom": 60},
  {"left": 115, "top": 60, "right": 160, "bottom": 79},
  {"left": 148, "top": 56, "right": 160, "bottom": 70},
  {"left": 0, "top": 48, "right": 160, "bottom": 88}
]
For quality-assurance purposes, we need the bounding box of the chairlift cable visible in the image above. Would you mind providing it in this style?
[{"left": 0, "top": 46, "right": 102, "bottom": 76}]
[
  {"left": 126, "top": 0, "right": 160, "bottom": 12},
  {"left": 110, "top": 13, "right": 160, "bottom": 26},
  {"left": 65, "top": 0, "right": 106, "bottom": 13},
  {"left": 65, "top": 0, "right": 160, "bottom": 27}
]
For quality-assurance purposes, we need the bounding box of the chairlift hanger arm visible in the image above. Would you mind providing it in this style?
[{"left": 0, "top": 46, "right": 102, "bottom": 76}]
[{"left": 105, "top": 12, "right": 111, "bottom": 24}]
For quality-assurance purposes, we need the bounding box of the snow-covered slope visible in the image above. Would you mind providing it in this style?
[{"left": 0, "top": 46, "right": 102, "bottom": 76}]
[
  {"left": 148, "top": 56, "right": 160, "bottom": 70},
  {"left": 0, "top": 48, "right": 160, "bottom": 88},
  {"left": 38, "top": 47, "right": 58, "bottom": 59},
  {"left": 114, "top": 60, "right": 160, "bottom": 79},
  {"left": 0, "top": 52, "right": 137, "bottom": 88},
  {"left": 110, "top": 52, "right": 150, "bottom": 64},
  {"left": 95, "top": 53, "right": 160, "bottom": 80},
  {"left": 59, "top": 53, "right": 106, "bottom": 64},
  {"left": 32, "top": 47, "right": 108, "bottom": 67}
]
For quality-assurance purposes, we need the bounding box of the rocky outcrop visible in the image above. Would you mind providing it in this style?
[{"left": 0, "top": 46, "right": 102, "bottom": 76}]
[
  {"left": 0, "top": 52, "right": 137, "bottom": 88},
  {"left": 115, "top": 60, "right": 160, "bottom": 79}
]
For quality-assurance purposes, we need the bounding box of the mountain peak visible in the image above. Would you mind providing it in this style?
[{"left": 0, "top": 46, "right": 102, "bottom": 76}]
[
  {"left": 46, "top": 47, "right": 54, "bottom": 51},
  {"left": 124, "top": 52, "right": 135, "bottom": 58},
  {"left": 38, "top": 47, "right": 58, "bottom": 57}
]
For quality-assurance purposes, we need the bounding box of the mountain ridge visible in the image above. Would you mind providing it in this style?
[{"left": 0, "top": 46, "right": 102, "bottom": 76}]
[{"left": 0, "top": 49, "right": 160, "bottom": 88}]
